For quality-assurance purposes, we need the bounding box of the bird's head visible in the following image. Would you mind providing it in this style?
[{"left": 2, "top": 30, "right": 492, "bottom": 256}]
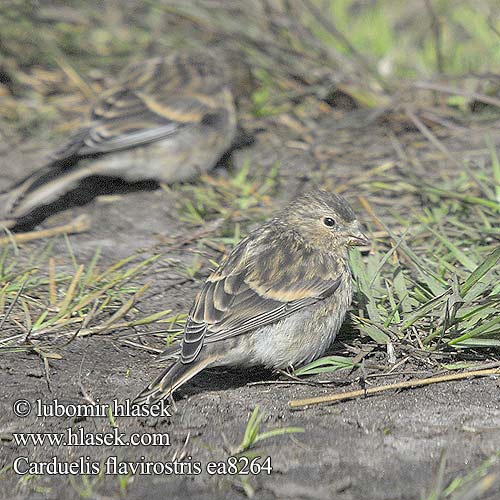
[{"left": 282, "top": 190, "right": 369, "bottom": 253}]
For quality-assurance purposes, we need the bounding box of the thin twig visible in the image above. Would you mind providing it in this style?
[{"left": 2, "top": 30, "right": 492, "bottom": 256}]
[
  {"left": 404, "top": 107, "right": 461, "bottom": 167},
  {"left": 0, "top": 215, "right": 91, "bottom": 246},
  {"left": 423, "top": 0, "right": 444, "bottom": 74},
  {"left": 0, "top": 278, "right": 28, "bottom": 330},
  {"left": 289, "top": 367, "right": 500, "bottom": 408},
  {"left": 412, "top": 81, "right": 500, "bottom": 109}
]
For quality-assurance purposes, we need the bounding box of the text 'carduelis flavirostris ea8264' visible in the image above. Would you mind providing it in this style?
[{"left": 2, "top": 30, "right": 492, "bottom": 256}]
[
  {"left": 0, "top": 51, "right": 237, "bottom": 227},
  {"left": 135, "top": 190, "right": 369, "bottom": 405}
]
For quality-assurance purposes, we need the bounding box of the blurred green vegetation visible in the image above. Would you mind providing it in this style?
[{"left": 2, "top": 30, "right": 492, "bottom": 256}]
[
  {"left": 2, "top": 1, "right": 499, "bottom": 78},
  {"left": 1, "top": 0, "right": 500, "bottom": 138},
  {"left": 324, "top": 0, "right": 500, "bottom": 77}
]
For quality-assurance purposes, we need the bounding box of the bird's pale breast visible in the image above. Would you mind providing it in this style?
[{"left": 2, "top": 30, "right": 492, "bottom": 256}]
[{"left": 214, "top": 269, "right": 353, "bottom": 369}]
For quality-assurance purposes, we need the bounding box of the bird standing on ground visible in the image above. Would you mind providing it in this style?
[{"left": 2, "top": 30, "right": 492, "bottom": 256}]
[
  {"left": 0, "top": 51, "right": 237, "bottom": 227},
  {"left": 135, "top": 190, "right": 368, "bottom": 405}
]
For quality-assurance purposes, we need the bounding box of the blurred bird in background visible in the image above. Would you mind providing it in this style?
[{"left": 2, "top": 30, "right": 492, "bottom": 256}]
[
  {"left": 0, "top": 51, "right": 237, "bottom": 228},
  {"left": 135, "top": 190, "right": 368, "bottom": 405}
]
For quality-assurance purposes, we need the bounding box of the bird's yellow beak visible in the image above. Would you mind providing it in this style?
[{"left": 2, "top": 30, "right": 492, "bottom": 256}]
[{"left": 347, "top": 227, "right": 369, "bottom": 246}]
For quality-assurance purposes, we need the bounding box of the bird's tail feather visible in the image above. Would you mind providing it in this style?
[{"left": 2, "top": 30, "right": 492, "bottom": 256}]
[
  {"left": 155, "top": 343, "right": 182, "bottom": 363},
  {"left": 0, "top": 161, "right": 102, "bottom": 224},
  {"left": 133, "top": 355, "right": 217, "bottom": 406},
  {"left": 0, "top": 165, "right": 53, "bottom": 227}
]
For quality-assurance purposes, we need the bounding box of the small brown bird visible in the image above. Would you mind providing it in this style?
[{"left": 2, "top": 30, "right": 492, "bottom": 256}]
[
  {"left": 0, "top": 51, "right": 237, "bottom": 226},
  {"left": 135, "top": 190, "right": 368, "bottom": 405}
]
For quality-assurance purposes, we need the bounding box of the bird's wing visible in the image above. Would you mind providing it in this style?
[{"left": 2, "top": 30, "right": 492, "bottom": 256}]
[
  {"left": 179, "top": 228, "right": 343, "bottom": 364},
  {"left": 51, "top": 53, "right": 231, "bottom": 160}
]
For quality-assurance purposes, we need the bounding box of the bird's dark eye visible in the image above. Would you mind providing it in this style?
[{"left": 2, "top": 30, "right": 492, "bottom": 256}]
[{"left": 323, "top": 217, "right": 336, "bottom": 228}]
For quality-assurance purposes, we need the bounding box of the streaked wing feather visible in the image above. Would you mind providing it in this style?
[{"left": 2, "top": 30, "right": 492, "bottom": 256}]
[
  {"left": 179, "top": 229, "right": 343, "bottom": 364},
  {"left": 180, "top": 319, "right": 208, "bottom": 364},
  {"left": 208, "top": 278, "right": 341, "bottom": 340},
  {"left": 51, "top": 54, "right": 228, "bottom": 161},
  {"left": 78, "top": 122, "right": 180, "bottom": 154}
]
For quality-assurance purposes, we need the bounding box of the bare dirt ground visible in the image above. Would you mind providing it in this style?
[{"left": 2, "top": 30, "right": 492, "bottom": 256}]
[{"left": 1, "top": 107, "right": 500, "bottom": 499}]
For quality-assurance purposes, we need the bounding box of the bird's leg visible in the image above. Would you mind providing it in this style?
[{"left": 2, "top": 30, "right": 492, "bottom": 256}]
[{"left": 276, "top": 365, "right": 301, "bottom": 381}]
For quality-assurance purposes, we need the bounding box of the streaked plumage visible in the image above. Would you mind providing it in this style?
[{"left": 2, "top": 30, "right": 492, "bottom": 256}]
[
  {"left": 0, "top": 51, "right": 237, "bottom": 226},
  {"left": 135, "top": 190, "right": 368, "bottom": 405}
]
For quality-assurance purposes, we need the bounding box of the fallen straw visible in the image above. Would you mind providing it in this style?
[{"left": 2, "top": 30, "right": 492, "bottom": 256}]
[
  {"left": 289, "top": 367, "right": 500, "bottom": 409},
  {"left": 0, "top": 214, "right": 91, "bottom": 246}
]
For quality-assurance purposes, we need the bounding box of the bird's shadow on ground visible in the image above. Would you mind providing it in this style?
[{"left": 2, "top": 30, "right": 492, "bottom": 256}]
[
  {"left": 174, "top": 366, "right": 278, "bottom": 400},
  {"left": 11, "top": 130, "right": 255, "bottom": 231},
  {"left": 12, "top": 175, "right": 160, "bottom": 231}
]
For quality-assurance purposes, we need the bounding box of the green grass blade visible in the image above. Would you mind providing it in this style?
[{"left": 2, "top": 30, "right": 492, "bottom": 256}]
[{"left": 460, "top": 247, "right": 500, "bottom": 297}]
